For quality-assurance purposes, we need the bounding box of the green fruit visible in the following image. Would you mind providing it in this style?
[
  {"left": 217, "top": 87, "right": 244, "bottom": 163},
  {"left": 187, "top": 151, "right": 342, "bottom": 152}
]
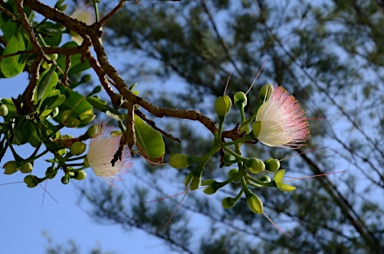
[
  {"left": 0, "top": 104, "right": 8, "bottom": 116},
  {"left": 214, "top": 95, "right": 232, "bottom": 117},
  {"left": 3, "top": 161, "right": 18, "bottom": 175},
  {"left": 19, "top": 162, "right": 33, "bottom": 174},
  {"left": 70, "top": 141, "right": 86, "bottom": 155}
]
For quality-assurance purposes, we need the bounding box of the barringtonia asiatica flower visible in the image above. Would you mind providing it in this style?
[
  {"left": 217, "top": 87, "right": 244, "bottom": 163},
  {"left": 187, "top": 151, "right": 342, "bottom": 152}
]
[
  {"left": 252, "top": 85, "right": 310, "bottom": 148},
  {"left": 87, "top": 125, "right": 131, "bottom": 185},
  {"left": 70, "top": 7, "right": 95, "bottom": 45}
]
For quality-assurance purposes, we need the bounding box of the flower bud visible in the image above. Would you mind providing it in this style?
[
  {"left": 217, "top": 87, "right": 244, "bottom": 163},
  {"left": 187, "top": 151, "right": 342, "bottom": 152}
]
[
  {"left": 223, "top": 153, "right": 235, "bottom": 166},
  {"left": 264, "top": 158, "right": 280, "bottom": 172},
  {"left": 245, "top": 158, "right": 265, "bottom": 174},
  {"left": 190, "top": 174, "right": 202, "bottom": 191},
  {"left": 24, "top": 175, "right": 39, "bottom": 188},
  {"left": 45, "top": 166, "right": 57, "bottom": 179},
  {"left": 259, "top": 84, "right": 274, "bottom": 101},
  {"left": 73, "top": 170, "right": 87, "bottom": 180},
  {"left": 19, "top": 162, "right": 33, "bottom": 174},
  {"left": 70, "top": 141, "right": 86, "bottom": 155},
  {"left": 251, "top": 121, "right": 261, "bottom": 139},
  {"left": 202, "top": 179, "right": 219, "bottom": 195},
  {"left": 214, "top": 95, "right": 232, "bottom": 117},
  {"left": 61, "top": 175, "right": 70, "bottom": 184},
  {"left": 86, "top": 124, "right": 103, "bottom": 138},
  {"left": 3, "top": 161, "right": 18, "bottom": 175},
  {"left": 245, "top": 192, "right": 263, "bottom": 214},
  {"left": 79, "top": 109, "right": 95, "bottom": 124},
  {"left": 222, "top": 197, "right": 237, "bottom": 209},
  {"left": 259, "top": 175, "right": 272, "bottom": 183},
  {"left": 228, "top": 168, "right": 238, "bottom": 179},
  {"left": 169, "top": 153, "right": 192, "bottom": 169},
  {"left": 234, "top": 91, "right": 247, "bottom": 107},
  {"left": 0, "top": 104, "right": 8, "bottom": 117}
]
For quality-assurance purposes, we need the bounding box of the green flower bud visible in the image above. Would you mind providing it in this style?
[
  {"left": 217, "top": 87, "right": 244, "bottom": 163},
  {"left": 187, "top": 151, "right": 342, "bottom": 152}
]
[
  {"left": 251, "top": 121, "right": 261, "bottom": 139},
  {"left": 169, "top": 153, "right": 193, "bottom": 169},
  {"left": 202, "top": 179, "right": 219, "bottom": 195},
  {"left": 84, "top": 156, "right": 90, "bottom": 167},
  {"left": 223, "top": 153, "right": 236, "bottom": 166},
  {"left": 61, "top": 175, "right": 70, "bottom": 184},
  {"left": 222, "top": 197, "right": 237, "bottom": 209},
  {"left": 45, "top": 167, "right": 57, "bottom": 179},
  {"left": 214, "top": 95, "right": 232, "bottom": 117},
  {"left": 81, "top": 74, "right": 92, "bottom": 83},
  {"left": 240, "top": 124, "right": 251, "bottom": 134},
  {"left": 86, "top": 124, "right": 103, "bottom": 138},
  {"left": 245, "top": 192, "right": 263, "bottom": 214},
  {"left": 70, "top": 141, "right": 86, "bottom": 155},
  {"left": 190, "top": 174, "right": 202, "bottom": 191},
  {"left": 264, "top": 158, "right": 280, "bottom": 172},
  {"left": 3, "top": 161, "right": 18, "bottom": 175},
  {"left": 73, "top": 170, "right": 87, "bottom": 180},
  {"left": 245, "top": 158, "right": 265, "bottom": 174},
  {"left": 24, "top": 175, "right": 39, "bottom": 188},
  {"left": 259, "top": 175, "right": 272, "bottom": 183},
  {"left": 234, "top": 91, "right": 247, "bottom": 107},
  {"left": 201, "top": 179, "right": 215, "bottom": 186},
  {"left": 0, "top": 104, "right": 9, "bottom": 117},
  {"left": 228, "top": 168, "right": 238, "bottom": 179},
  {"left": 19, "top": 162, "right": 33, "bottom": 174},
  {"left": 79, "top": 109, "right": 95, "bottom": 124},
  {"left": 203, "top": 185, "right": 217, "bottom": 195},
  {"left": 259, "top": 84, "right": 274, "bottom": 101}
]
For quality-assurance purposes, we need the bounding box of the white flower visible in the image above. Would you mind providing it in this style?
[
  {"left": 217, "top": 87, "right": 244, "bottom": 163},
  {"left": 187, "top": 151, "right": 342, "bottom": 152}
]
[
  {"left": 252, "top": 85, "right": 310, "bottom": 148},
  {"left": 87, "top": 125, "right": 131, "bottom": 185},
  {"left": 70, "top": 7, "right": 95, "bottom": 45}
]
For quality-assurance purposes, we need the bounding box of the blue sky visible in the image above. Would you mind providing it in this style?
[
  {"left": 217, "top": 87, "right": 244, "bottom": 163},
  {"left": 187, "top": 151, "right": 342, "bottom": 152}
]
[{"left": 0, "top": 1, "right": 184, "bottom": 253}]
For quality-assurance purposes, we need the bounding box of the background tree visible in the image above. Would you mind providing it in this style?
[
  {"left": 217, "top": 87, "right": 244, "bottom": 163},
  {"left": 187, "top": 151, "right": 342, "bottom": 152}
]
[
  {"left": 79, "top": 1, "right": 384, "bottom": 253},
  {"left": 0, "top": 0, "right": 383, "bottom": 254}
]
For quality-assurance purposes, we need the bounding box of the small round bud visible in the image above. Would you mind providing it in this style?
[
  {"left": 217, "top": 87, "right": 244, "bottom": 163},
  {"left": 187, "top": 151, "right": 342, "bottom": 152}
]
[
  {"left": 45, "top": 166, "right": 57, "bottom": 179},
  {"left": 234, "top": 91, "right": 247, "bottom": 107},
  {"left": 24, "top": 175, "right": 39, "bottom": 188},
  {"left": 251, "top": 121, "right": 261, "bottom": 139},
  {"left": 259, "top": 84, "right": 274, "bottom": 101},
  {"left": 222, "top": 197, "right": 237, "bottom": 209},
  {"left": 86, "top": 124, "right": 102, "bottom": 138},
  {"left": 259, "top": 175, "right": 272, "bottom": 183},
  {"left": 61, "top": 175, "right": 70, "bottom": 184},
  {"left": 214, "top": 95, "right": 232, "bottom": 117},
  {"left": 264, "top": 158, "right": 280, "bottom": 172},
  {"left": 73, "top": 170, "right": 87, "bottom": 180},
  {"left": 228, "top": 168, "right": 238, "bottom": 179},
  {"left": 245, "top": 192, "right": 263, "bottom": 214},
  {"left": 0, "top": 104, "right": 9, "bottom": 117},
  {"left": 169, "top": 153, "right": 192, "bottom": 169},
  {"left": 3, "top": 161, "right": 18, "bottom": 175},
  {"left": 70, "top": 141, "right": 86, "bottom": 155},
  {"left": 81, "top": 74, "right": 92, "bottom": 83},
  {"left": 245, "top": 158, "right": 265, "bottom": 174},
  {"left": 190, "top": 175, "right": 202, "bottom": 191},
  {"left": 203, "top": 185, "right": 217, "bottom": 195},
  {"left": 223, "top": 154, "right": 235, "bottom": 166},
  {"left": 19, "top": 162, "right": 33, "bottom": 174},
  {"left": 202, "top": 179, "right": 219, "bottom": 195}
]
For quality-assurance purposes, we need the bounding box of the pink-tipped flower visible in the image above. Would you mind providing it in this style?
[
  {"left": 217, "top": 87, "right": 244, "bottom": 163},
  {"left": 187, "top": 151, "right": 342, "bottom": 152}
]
[
  {"left": 86, "top": 125, "right": 131, "bottom": 185},
  {"left": 252, "top": 85, "right": 310, "bottom": 148}
]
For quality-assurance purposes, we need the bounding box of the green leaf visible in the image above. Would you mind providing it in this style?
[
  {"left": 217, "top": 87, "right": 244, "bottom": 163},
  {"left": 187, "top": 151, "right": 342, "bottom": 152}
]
[
  {"left": 134, "top": 114, "right": 165, "bottom": 163},
  {"left": 273, "top": 169, "right": 286, "bottom": 184},
  {"left": 34, "top": 66, "right": 58, "bottom": 105},
  {"left": 0, "top": 34, "right": 26, "bottom": 78},
  {"left": 13, "top": 117, "right": 33, "bottom": 145},
  {"left": 39, "top": 90, "right": 66, "bottom": 111}
]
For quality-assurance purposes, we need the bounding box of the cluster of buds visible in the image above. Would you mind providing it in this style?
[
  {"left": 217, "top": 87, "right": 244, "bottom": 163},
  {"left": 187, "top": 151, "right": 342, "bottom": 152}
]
[{"left": 169, "top": 83, "right": 310, "bottom": 215}]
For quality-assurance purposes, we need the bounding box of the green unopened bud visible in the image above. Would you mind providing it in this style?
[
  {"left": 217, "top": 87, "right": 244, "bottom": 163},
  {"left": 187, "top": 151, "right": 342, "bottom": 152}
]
[
  {"left": 245, "top": 192, "right": 263, "bottom": 214},
  {"left": 169, "top": 153, "right": 194, "bottom": 169},
  {"left": 20, "top": 162, "right": 33, "bottom": 174},
  {"left": 45, "top": 166, "right": 57, "bottom": 179},
  {"left": 0, "top": 104, "right": 9, "bottom": 116},
  {"left": 245, "top": 158, "right": 265, "bottom": 174},
  {"left": 61, "top": 175, "right": 70, "bottom": 184},
  {"left": 234, "top": 91, "right": 247, "bottom": 107},
  {"left": 259, "top": 84, "right": 274, "bottom": 101},
  {"left": 86, "top": 124, "right": 103, "bottom": 138},
  {"left": 190, "top": 174, "right": 202, "bottom": 191},
  {"left": 251, "top": 121, "right": 261, "bottom": 139},
  {"left": 228, "top": 168, "right": 238, "bottom": 179},
  {"left": 214, "top": 95, "right": 232, "bottom": 117},
  {"left": 70, "top": 141, "right": 86, "bottom": 155},
  {"left": 259, "top": 175, "right": 272, "bottom": 183},
  {"left": 73, "top": 170, "right": 87, "bottom": 180},
  {"left": 264, "top": 158, "right": 280, "bottom": 172},
  {"left": 79, "top": 109, "right": 95, "bottom": 124},
  {"left": 24, "top": 175, "right": 39, "bottom": 188},
  {"left": 203, "top": 185, "right": 217, "bottom": 195},
  {"left": 3, "top": 161, "right": 18, "bottom": 175},
  {"left": 81, "top": 74, "right": 92, "bottom": 83},
  {"left": 223, "top": 153, "right": 236, "bottom": 166},
  {"left": 222, "top": 197, "right": 237, "bottom": 209},
  {"left": 240, "top": 124, "right": 251, "bottom": 134},
  {"left": 202, "top": 179, "right": 219, "bottom": 195}
]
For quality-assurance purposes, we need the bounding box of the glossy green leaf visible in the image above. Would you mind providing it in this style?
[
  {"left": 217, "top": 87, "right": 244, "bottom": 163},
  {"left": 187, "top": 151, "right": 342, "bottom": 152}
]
[
  {"left": 39, "top": 90, "right": 66, "bottom": 110},
  {"left": 34, "top": 66, "right": 58, "bottom": 104},
  {"left": 13, "top": 117, "right": 33, "bottom": 145},
  {"left": 0, "top": 34, "right": 26, "bottom": 78},
  {"left": 134, "top": 114, "right": 165, "bottom": 163}
]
